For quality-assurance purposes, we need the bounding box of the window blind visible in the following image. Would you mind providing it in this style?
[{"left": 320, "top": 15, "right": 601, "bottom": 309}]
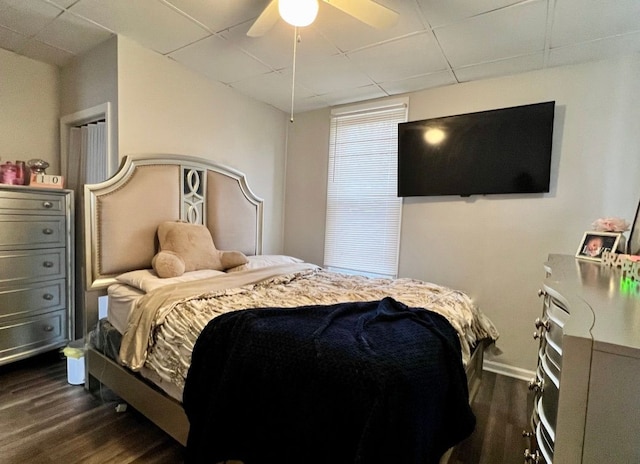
[{"left": 324, "top": 100, "right": 407, "bottom": 278}]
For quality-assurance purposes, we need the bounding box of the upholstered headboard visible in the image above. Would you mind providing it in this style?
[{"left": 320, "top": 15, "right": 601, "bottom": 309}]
[{"left": 83, "top": 154, "right": 263, "bottom": 292}]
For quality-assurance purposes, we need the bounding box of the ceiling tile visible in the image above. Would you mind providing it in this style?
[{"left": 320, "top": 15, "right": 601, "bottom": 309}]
[
  {"left": 294, "top": 54, "right": 375, "bottom": 95},
  {"left": 46, "top": 0, "right": 78, "bottom": 8},
  {"left": 416, "top": 0, "right": 526, "bottom": 27},
  {"left": 290, "top": 94, "right": 332, "bottom": 114},
  {"left": 318, "top": 84, "right": 388, "bottom": 108},
  {"left": 0, "top": 24, "right": 27, "bottom": 52},
  {"left": 169, "top": 34, "right": 272, "bottom": 84},
  {"left": 220, "top": 20, "right": 340, "bottom": 71},
  {"left": 1, "top": 0, "right": 639, "bottom": 112},
  {"left": 378, "top": 70, "right": 456, "bottom": 95},
  {"left": 453, "top": 52, "right": 544, "bottom": 82},
  {"left": 548, "top": 31, "right": 640, "bottom": 68},
  {"left": 347, "top": 31, "right": 448, "bottom": 82},
  {"left": 162, "top": 0, "right": 265, "bottom": 33},
  {"left": 230, "top": 69, "right": 316, "bottom": 113},
  {"left": 0, "top": 0, "right": 62, "bottom": 36},
  {"left": 69, "top": 0, "right": 210, "bottom": 54},
  {"left": 36, "top": 10, "right": 112, "bottom": 55},
  {"left": 314, "top": 0, "right": 426, "bottom": 52},
  {"left": 20, "top": 36, "right": 74, "bottom": 65},
  {"left": 435, "top": 0, "right": 547, "bottom": 67},
  {"left": 551, "top": 0, "right": 640, "bottom": 48}
]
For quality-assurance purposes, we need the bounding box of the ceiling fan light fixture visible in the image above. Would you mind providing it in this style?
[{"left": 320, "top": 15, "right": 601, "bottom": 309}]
[{"left": 279, "top": 0, "right": 319, "bottom": 27}]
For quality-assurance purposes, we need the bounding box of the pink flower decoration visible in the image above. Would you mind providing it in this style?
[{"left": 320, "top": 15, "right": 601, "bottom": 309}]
[{"left": 591, "top": 217, "right": 630, "bottom": 232}]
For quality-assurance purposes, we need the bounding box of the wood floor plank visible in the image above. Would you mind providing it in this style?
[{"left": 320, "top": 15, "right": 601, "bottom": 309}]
[
  {"left": 1, "top": 351, "right": 528, "bottom": 463},
  {"left": 448, "top": 371, "right": 529, "bottom": 464}
]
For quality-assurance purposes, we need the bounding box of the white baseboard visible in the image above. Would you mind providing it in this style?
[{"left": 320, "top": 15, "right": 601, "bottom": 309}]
[{"left": 483, "top": 360, "right": 535, "bottom": 382}]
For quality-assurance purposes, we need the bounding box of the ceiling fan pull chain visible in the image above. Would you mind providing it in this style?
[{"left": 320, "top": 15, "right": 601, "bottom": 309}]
[{"left": 289, "top": 26, "right": 299, "bottom": 123}]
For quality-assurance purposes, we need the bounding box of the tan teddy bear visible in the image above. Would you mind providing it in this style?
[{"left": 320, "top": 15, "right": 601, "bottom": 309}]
[{"left": 152, "top": 221, "right": 247, "bottom": 278}]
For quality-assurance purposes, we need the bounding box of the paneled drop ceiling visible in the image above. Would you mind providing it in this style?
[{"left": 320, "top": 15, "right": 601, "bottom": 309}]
[{"left": 1, "top": 0, "right": 639, "bottom": 113}]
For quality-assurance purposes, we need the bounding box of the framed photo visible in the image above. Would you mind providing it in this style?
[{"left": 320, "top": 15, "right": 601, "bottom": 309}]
[{"left": 575, "top": 231, "right": 621, "bottom": 262}]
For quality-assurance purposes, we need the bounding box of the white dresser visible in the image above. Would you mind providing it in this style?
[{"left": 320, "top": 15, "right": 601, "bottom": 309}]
[
  {"left": 524, "top": 254, "right": 640, "bottom": 463},
  {"left": 0, "top": 185, "right": 74, "bottom": 366}
]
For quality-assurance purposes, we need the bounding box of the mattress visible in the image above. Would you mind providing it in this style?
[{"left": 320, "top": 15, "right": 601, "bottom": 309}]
[
  {"left": 99, "top": 258, "right": 309, "bottom": 400},
  {"left": 107, "top": 283, "right": 143, "bottom": 334},
  {"left": 105, "top": 256, "right": 306, "bottom": 334},
  {"left": 105, "top": 284, "right": 184, "bottom": 397},
  {"left": 91, "top": 317, "right": 186, "bottom": 402},
  {"left": 95, "top": 259, "right": 499, "bottom": 404},
  {"left": 105, "top": 272, "right": 228, "bottom": 401},
  {"left": 106, "top": 268, "right": 235, "bottom": 334},
  {"left": 125, "top": 264, "right": 498, "bottom": 397}
]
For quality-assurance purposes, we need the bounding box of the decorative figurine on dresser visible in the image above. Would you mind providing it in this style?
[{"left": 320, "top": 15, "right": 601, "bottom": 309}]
[
  {"left": 0, "top": 184, "right": 74, "bottom": 366},
  {"left": 523, "top": 252, "right": 640, "bottom": 463}
]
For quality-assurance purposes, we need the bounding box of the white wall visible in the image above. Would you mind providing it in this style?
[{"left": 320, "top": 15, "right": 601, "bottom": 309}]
[
  {"left": 284, "top": 54, "right": 640, "bottom": 373},
  {"left": 0, "top": 48, "right": 60, "bottom": 173},
  {"left": 116, "top": 37, "right": 289, "bottom": 253}
]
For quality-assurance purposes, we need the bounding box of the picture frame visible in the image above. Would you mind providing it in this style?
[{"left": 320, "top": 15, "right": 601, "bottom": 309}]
[{"left": 575, "top": 231, "right": 621, "bottom": 262}]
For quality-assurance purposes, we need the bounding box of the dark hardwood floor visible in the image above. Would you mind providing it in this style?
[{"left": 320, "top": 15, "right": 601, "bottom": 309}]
[
  {"left": 0, "top": 351, "right": 529, "bottom": 463},
  {"left": 448, "top": 369, "right": 531, "bottom": 464}
]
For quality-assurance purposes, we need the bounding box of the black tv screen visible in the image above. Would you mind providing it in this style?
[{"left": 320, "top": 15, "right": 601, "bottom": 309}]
[{"left": 397, "top": 101, "right": 555, "bottom": 197}]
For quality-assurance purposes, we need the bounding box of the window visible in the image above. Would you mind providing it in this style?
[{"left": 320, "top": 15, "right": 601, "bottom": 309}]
[{"left": 324, "top": 99, "right": 407, "bottom": 278}]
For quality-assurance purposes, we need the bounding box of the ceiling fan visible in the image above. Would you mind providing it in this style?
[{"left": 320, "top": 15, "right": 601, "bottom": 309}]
[{"left": 247, "top": 0, "right": 399, "bottom": 37}]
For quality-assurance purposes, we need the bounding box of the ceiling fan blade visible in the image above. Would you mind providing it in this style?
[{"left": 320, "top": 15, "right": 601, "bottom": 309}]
[
  {"left": 247, "top": 0, "right": 280, "bottom": 37},
  {"left": 323, "top": 0, "right": 399, "bottom": 29}
]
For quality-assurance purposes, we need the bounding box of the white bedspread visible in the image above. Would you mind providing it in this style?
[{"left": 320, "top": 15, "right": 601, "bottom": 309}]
[{"left": 120, "top": 263, "right": 499, "bottom": 398}]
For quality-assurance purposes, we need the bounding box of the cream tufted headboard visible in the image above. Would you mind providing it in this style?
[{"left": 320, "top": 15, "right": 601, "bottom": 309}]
[{"left": 82, "top": 154, "right": 263, "bottom": 331}]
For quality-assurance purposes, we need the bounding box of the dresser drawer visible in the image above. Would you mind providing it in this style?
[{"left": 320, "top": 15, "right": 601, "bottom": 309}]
[
  {"left": 545, "top": 299, "right": 568, "bottom": 351},
  {"left": 0, "top": 249, "right": 66, "bottom": 284},
  {"left": 0, "top": 215, "right": 66, "bottom": 250},
  {"left": 545, "top": 340, "right": 562, "bottom": 372},
  {"left": 0, "top": 278, "right": 66, "bottom": 320},
  {"left": 538, "top": 362, "right": 560, "bottom": 433},
  {"left": 0, "top": 191, "right": 66, "bottom": 215},
  {"left": 0, "top": 310, "right": 67, "bottom": 363},
  {"left": 537, "top": 420, "right": 554, "bottom": 463},
  {"left": 0, "top": 188, "right": 72, "bottom": 365}
]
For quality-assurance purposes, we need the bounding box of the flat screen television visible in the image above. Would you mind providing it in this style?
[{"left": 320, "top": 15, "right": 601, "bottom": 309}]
[{"left": 397, "top": 101, "right": 555, "bottom": 197}]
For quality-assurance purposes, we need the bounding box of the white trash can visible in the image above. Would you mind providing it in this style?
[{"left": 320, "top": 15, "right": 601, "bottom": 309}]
[{"left": 63, "top": 340, "right": 85, "bottom": 385}]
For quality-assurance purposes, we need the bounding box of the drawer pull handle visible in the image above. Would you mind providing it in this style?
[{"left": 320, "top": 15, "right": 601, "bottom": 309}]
[
  {"left": 43, "top": 261, "right": 54, "bottom": 268},
  {"left": 537, "top": 289, "right": 546, "bottom": 297},
  {"left": 42, "top": 201, "right": 53, "bottom": 209},
  {"left": 528, "top": 377, "right": 544, "bottom": 393},
  {"left": 43, "top": 325, "right": 54, "bottom": 332},
  {"left": 42, "top": 228, "right": 54, "bottom": 235},
  {"left": 43, "top": 293, "right": 54, "bottom": 301},
  {"left": 522, "top": 430, "right": 534, "bottom": 438},
  {"left": 534, "top": 318, "right": 551, "bottom": 331},
  {"left": 524, "top": 449, "right": 541, "bottom": 463}
]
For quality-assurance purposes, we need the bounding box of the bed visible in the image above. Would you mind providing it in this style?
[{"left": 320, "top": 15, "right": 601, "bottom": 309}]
[{"left": 82, "top": 154, "right": 499, "bottom": 463}]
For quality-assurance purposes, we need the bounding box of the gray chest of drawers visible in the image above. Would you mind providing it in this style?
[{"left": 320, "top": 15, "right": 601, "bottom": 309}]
[
  {"left": 525, "top": 254, "right": 640, "bottom": 463},
  {"left": 0, "top": 186, "right": 74, "bottom": 366}
]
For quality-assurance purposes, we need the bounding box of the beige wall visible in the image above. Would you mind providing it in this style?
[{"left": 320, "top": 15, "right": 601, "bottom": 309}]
[
  {"left": 0, "top": 48, "right": 60, "bottom": 173},
  {"left": 283, "top": 112, "right": 330, "bottom": 262},
  {"left": 116, "top": 37, "right": 289, "bottom": 253},
  {"left": 284, "top": 54, "right": 640, "bottom": 374},
  {"left": 58, "top": 36, "right": 289, "bottom": 254},
  {"left": 59, "top": 36, "right": 119, "bottom": 161}
]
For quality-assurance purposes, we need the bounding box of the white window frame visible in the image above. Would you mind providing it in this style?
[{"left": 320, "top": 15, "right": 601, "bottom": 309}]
[{"left": 324, "top": 98, "right": 408, "bottom": 279}]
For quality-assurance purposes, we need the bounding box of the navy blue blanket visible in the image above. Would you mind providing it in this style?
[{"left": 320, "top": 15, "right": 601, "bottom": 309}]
[{"left": 183, "top": 297, "right": 475, "bottom": 464}]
